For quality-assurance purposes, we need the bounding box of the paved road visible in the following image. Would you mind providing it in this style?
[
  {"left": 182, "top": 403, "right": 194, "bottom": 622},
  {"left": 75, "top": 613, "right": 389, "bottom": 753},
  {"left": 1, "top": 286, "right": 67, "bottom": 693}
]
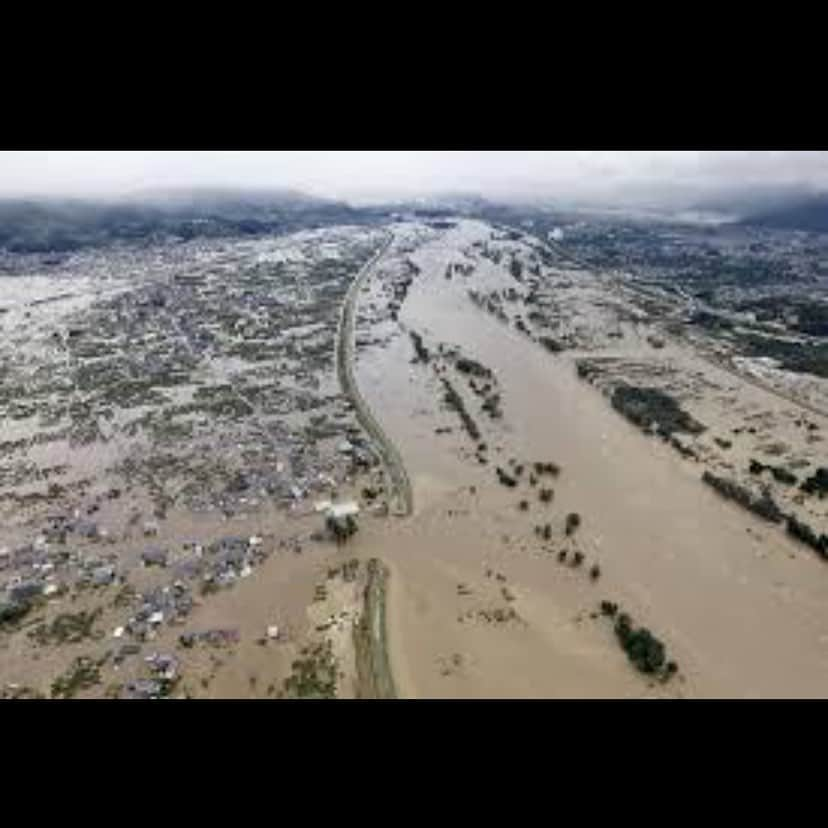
[{"left": 336, "top": 232, "right": 414, "bottom": 517}]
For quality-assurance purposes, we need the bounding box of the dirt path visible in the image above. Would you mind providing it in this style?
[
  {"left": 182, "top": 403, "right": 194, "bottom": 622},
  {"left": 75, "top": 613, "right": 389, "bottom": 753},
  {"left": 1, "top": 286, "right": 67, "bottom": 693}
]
[{"left": 353, "top": 558, "right": 397, "bottom": 699}]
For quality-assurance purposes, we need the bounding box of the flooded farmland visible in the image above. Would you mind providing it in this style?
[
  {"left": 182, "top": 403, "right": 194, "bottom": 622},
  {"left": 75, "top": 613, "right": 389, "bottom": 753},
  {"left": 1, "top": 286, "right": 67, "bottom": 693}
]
[
  {"left": 4, "top": 213, "right": 828, "bottom": 699},
  {"left": 0, "top": 226, "right": 396, "bottom": 698},
  {"left": 355, "top": 220, "right": 828, "bottom": 698}
]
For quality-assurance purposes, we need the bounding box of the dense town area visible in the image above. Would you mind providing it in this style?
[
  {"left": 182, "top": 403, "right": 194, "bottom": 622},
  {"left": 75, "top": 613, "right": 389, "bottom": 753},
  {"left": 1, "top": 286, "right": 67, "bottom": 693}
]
[
  {"left": 0, "top": 225, "right": 397, "bottom": 698},
  {"left": 3, "top": 193, "right": 828, "bottom": 698}
]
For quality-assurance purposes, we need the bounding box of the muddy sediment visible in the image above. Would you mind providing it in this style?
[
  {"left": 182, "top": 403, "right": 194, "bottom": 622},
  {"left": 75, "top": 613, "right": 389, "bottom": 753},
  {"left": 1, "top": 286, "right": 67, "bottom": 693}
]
[
  {"left": 353, "top": 218, "right": 828, "bottom": 698},
  {"left": 5, "top": 215, "right": 828, "bottom": 699}
]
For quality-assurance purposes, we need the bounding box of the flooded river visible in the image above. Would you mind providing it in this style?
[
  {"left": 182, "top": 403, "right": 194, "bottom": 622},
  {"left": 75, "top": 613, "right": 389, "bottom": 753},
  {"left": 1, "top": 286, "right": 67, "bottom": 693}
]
[{"left": 356, "top": 220, "right": 828, "bottom": 698}]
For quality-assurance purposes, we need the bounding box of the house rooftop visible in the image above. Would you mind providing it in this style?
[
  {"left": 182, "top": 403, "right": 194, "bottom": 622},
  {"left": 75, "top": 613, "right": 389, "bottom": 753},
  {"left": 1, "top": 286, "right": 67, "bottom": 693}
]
[{"left": 328, "top": 502, "right": 360, "bottom": 520}]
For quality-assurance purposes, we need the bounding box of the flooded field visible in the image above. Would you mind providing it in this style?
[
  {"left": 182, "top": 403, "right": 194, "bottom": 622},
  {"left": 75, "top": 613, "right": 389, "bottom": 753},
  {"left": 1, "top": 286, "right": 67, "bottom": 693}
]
[
  {"left": 0, "top": 227, "right": 396, "bottom": 699},
  {"left": 4, "top": 215, "right": 828, "bottom": 698},
  {"left": 356, "top": 220, "right": 828, "bottom": 698}
]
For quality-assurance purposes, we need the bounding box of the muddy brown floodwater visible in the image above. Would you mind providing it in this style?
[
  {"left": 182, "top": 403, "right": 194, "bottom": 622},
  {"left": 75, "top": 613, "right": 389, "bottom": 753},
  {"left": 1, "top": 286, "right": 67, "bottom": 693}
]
[
  {"left": 5, "top": 218, "right": 828, "bottom": 699},
  {"left": 355, "top": 220, "right": 828, "bottom": 699}
]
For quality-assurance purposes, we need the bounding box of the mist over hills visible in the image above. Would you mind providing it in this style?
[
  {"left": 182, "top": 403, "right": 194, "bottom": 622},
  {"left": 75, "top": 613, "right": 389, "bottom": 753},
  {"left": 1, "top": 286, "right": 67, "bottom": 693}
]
[
  {"left": 391, "top": 182, "right": 828, "bottom": 227},
  {"left": 737, "top": 193, "right": 828, "bottom": 233},
  {"left": 3, "top": 180, "right": 828, "bottom": 256},
  {"left": 0, "top": 189, "right": 363, "bottom": 254}
]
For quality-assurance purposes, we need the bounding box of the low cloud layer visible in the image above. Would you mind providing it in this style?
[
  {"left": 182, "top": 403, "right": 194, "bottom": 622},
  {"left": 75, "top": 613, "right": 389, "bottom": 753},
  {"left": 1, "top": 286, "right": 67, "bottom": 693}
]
[{"left": 0, "top": 151, "right": 826, "bottom": 206}]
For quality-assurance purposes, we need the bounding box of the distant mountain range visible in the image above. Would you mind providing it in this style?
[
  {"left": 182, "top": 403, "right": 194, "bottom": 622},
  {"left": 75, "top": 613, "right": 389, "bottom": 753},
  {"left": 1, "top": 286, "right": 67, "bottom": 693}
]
[
  {"left": 739, "top": 194, "right": 828, "bottom": 233},
  {"left": 417, "top": 187, "right": 828, "bottom": 234},
  {"left": 7, "top": 184, "right": 828, "bottom": 255},
  {"left": 0, "top": 189, "right": 366, "bottom": 254},
  {"left": 122, "top": 187, "right": 340, "bottom": 212}
]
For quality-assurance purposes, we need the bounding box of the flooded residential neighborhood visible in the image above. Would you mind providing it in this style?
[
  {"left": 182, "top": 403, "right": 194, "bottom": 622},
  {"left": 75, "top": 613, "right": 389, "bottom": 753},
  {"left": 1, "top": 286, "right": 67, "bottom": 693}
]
[
  {"left": 0, "top": 224, "right": 396, "bottom": 698},
  {"left": 3, "top": 151, "right": 828, "bottom": 699}
]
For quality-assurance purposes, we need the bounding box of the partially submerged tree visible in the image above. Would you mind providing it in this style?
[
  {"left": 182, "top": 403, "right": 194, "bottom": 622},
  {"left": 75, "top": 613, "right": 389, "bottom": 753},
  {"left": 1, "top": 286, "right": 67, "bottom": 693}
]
[{"left": 326, "top": 514, "right": 359, "bottom": 546}]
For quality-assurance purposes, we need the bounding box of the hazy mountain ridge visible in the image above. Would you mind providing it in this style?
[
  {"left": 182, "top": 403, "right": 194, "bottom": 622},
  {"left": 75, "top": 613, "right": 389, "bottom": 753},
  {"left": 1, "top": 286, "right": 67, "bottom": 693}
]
[
  {"left": 739, "top": 193, "right": 828, "bottom": 233},
  {"left": 0, "top": 190, "right": 364, "bottom": 254},
  {"left": 6, "top": 183, "right": 828, "bottom": 255}
]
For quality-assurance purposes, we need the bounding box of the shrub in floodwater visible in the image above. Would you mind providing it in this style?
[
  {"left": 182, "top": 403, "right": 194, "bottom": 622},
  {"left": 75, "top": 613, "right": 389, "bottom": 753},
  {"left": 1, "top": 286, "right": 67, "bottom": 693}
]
[
  {"left": 496, "top": 467, "right": 518, "bottom": 488},
  {"left": 801, "top": 467, "right": 828, "bottom": 498},
  {"left": 614, "top": 618, "right": 666, "bottom": 675},
  {"left": 786, "top": 514, "right": 828, "bottom": 560}
]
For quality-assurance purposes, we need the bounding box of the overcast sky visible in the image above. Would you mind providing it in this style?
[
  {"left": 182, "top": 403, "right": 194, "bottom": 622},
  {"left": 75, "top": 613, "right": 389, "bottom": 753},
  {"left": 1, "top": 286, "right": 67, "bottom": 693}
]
[{"left": 0, "top": 151, "right": 826, "bottom": 205}]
